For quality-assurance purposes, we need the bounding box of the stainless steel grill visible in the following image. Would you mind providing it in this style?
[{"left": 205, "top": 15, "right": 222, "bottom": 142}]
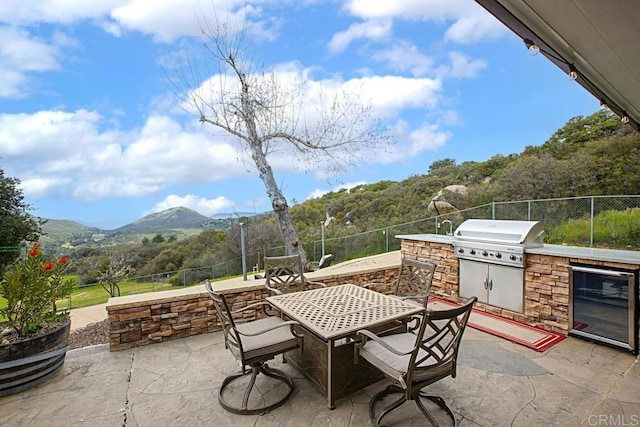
[
  {"left": 452, "top": 219, "right": 545, "bottom": 268},
  {"left": 454, "top": 219, "right": 545, "bottom": 313}
]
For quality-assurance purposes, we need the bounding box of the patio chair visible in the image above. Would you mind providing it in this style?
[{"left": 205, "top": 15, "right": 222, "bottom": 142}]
[
  {"left": 264, "top": 254, "right": 327, "bottom": 295},
  {"left": 364, "top": 257, "right": 436, "bottom": 307},
  {"left": 355, "top": 297, "right": 477, "bottom": 426},
  {"left": 204, "top": 280, "right": 303, "bottom": 415}
]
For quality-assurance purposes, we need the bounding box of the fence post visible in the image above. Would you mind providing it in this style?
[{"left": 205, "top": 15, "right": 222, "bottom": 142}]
[
  {"left": 240, "top": 222, "right": 247, "bottom": 281},
  {"left": 320, "top": 221, "right": 326, "bottom": 258},
  {"left": 590, "top": 196, "right": 595, "bottom": 247},
  {"left": 492, "top": 202, "right": 496, "bottom": 219},
  {"left": 385, "top": 227, "right": 389, "bottom": 252}
]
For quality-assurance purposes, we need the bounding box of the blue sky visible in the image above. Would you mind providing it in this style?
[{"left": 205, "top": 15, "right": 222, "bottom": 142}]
[{"left": 0, "top": 0, "right": 599, "bottom": 230}]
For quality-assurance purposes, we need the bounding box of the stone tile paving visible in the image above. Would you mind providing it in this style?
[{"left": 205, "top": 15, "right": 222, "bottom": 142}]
[{"left": 0, "top": 326, "right": 638, "bottom": 426}]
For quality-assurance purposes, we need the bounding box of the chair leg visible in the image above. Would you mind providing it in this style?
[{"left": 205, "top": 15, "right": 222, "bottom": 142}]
[
  {"left": 369, "top": 384, "right": 407, "bottom": 426},
  {"left": 415, "top": 391, "right": 458, "bottom": 427},
  {"left": 218, "top": 363, "right": 295, "bottom": 415}
]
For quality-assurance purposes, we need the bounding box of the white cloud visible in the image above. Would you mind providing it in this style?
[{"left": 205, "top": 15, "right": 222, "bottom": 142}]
[
  {"left": 0, "top": 109, "right": 105, "bottom": 158},
  {"left": 408, "top": 122, "right": 451, "bottom": 154},
  {"left": 0, "top": 26, "right": 64, "bottom": 97},
  {"left": 327, "top": 20, "right": 392, "bottom": 53},
  {"left": 0, "top": 0, "right": 125, "bottom": 26},
  {"left": 437, "top": 51, "right": 487, "bottom": 79},
  {"left": 111, "top": 0, "right": 278, "bottom": 43},
  {"left": 19, "top": 176, "right": 73, "bottom": 198},
  {"left": 343, "top": 0, "right": 468, "bottom": 21},
  {"left": 444, "top": 12, "right": 505, "bottom": 44},
  {"left": 144, "top": 194, "right": 235, "bottom": 216},
  {"left": 185, "top": 63, "right": 443, "bottom": 177},
  {"left": 372, "top": 41, "right": 435, "bottom": 77},
  {"left": 0, "top": 109, "right": 249, "bottom": 200},
  {"left": 0, "top": 1, "right": 279, "bottom": 44},
  {"left": 342, "top": 0, "right": 504, "bottom": 44}
]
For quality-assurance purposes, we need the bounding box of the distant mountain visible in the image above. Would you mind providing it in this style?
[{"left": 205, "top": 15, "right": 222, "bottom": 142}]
[
  {"left": 40, "top": 219, "right": 103, "bottom": 247},
  {"left": 40, "top": 206, "right": 254, "bottom": 248},
  {"left": 112, "top": 207, "right": 219, "bottom": 234}
]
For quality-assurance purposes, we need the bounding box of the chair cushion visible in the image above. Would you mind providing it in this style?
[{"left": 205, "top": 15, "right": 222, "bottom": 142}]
[
  {"left": 359, "top": 333, "right": 451, "bottom": 387},
  {"left": 234, "top": 316, "right": 299, "bottom": 362}
]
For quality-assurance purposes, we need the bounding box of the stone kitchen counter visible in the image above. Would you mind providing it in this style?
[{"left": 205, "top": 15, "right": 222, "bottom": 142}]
[
  {"left": 396, "top": 234, "right": 640, "bottom": 264},
  {"left": 396, "top": 233, "right": 453, "bottom": 244},
  {"left": 527, "top": 243, "right": 640, "bottom": 264}
]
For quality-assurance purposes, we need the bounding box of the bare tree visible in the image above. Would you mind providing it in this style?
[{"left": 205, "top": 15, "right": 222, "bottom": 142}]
[
  {"left": 172, "top": 17, "right": 391, "bottom": 266},
  {"left": 97, "top": 252, "right": 135, "bottom": 297}
]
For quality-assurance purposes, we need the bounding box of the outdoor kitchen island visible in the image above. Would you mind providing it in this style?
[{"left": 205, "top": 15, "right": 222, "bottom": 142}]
[{"left": 398, "top": 220, "right": 640, "bottom": 353}]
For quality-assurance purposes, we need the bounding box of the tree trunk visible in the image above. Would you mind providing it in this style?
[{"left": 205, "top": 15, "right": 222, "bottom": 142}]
[
  {"left": 234, "top": 66, "right": 309, "bottom": 267},
  {"left": 249, "top": 144, "right": 308, "bottom": 266}
]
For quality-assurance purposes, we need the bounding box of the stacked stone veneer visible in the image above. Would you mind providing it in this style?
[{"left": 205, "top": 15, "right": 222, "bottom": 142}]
[
  {"left": 401, "top": 239, "right": 459, "bottom": 300},
  {"left": 107, "top": 265, "right": 399, "bottom": 351},
  {"left": 401, "top": 238, "right": 640, "bottom": 334}
]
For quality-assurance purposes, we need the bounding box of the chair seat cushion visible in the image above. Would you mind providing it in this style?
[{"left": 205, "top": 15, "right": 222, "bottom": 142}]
[
  {"left": 359, "top": 333, "right": 452, "bottom": 387},
  {"left": 235, "top": 316, "right": 299, "bottom": 362}
]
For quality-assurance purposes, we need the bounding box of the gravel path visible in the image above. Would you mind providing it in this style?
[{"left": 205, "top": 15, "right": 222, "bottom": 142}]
[{"left": 68, "top": 319, "right": 109, "bottom": 349}]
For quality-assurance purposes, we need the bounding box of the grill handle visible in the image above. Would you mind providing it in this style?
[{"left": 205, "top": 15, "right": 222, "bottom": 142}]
[
  {"left": 488, "top": 279, "right": 493, "bottom": 290},
  {"left": 483, "top": 278, "right": 488, "bottom": 290}
]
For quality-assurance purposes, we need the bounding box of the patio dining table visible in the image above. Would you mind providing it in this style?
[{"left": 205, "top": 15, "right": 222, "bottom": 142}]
[{"left": 266, "top": 283, "right": 424, "bottom": 409}]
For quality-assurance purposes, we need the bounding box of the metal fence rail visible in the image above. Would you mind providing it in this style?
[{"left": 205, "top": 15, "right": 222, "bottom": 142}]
[
  {"left": 308, "top": 194, "right": 640, "bottom": 262},
  {"left": 51, "top": 195, "right": 640, "bottom": 307}
]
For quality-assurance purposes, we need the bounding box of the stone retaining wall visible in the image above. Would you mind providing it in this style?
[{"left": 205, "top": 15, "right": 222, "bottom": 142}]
[{"left": 107, "top": 264, "right": 399, "bottom": 351}]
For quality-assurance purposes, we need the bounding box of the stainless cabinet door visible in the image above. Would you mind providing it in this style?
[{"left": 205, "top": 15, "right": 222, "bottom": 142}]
[
  {"left": 488, "top": 264, "right": 524, "bottom": 313},
  {"left": 459, "top": 260, "right": 489, "bottom": 303}
]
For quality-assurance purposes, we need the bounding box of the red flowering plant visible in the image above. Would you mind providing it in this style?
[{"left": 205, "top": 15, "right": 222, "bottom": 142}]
[{"left": 1, "top": 243, "right": 75, "bottom": 337}]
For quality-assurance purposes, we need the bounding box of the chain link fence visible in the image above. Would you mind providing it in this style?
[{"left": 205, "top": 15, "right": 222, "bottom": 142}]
[
  {"left": 307, "top": 195, "right": 640, "bottom": 263},
  {"left": 41, "top": 194, "right": 639, "bottom": 308}
]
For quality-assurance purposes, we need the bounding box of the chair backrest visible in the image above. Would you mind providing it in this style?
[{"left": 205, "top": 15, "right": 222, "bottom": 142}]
[
  {"left": 407, "top": 297, "right": 477, "bottom": 388},
  {"left": 394, "top": 258, "right": 436, "bottom": 303},
  {"left": 264, "top": 255, "right": 307, "bottom": 294},
  {"left": 204, "top": 280, "right": 245, "bottom": 362},
  {"left": 316, "top": 254, "right": 334, "bottom": 269}
]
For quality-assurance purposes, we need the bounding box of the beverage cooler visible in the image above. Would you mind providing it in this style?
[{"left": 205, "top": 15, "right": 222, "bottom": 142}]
[{"left": 570, "top": 264, "right": 638, "bottom": 353}]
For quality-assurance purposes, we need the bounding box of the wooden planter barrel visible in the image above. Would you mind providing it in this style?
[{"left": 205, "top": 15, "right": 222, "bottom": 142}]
[{"left": 0, "top": 318, "right": 70, "bottom": 397}]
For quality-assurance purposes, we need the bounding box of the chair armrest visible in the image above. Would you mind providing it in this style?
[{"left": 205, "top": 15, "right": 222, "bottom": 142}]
[
  {"left": 399, "top": 295, "right": 428, "bottom": 307},
  {"left": 231, "top": 301, "right": 273, "bottom": 314},
  {"left": 362, "top": 281, "right": 387, "bottom": 290},
  {"left": 307, "top": 280, "right": 327, "bottom": 289},
  {"left": 236, "top": 320, "right": 301, "bottom": 337},
  {"left": 265, "top": 285, "right": 283, "bottom": 296},
  {"left": 356, "top": 329, "right": 414, "bottom": 356},
  {"left": 231, "top": 300, "right": 280, "bottom": 317}
]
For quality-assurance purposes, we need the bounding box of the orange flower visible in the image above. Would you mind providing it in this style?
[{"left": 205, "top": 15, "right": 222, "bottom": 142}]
[
  {"left": 27, "top": 242, "right": 42, "bottom": 257},
  {"left": 42, "top": 260, "right": 55, "bottom": 271}
]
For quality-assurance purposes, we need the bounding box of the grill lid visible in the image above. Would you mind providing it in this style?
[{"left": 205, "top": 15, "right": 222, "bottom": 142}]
[{"left": 453, "top": 219, "right": 544, "bottom": 247}]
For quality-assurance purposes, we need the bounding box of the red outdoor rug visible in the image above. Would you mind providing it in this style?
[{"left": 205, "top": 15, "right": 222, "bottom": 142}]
[{"left": 428, "top": 298, "right": 565, "bottom": 352}]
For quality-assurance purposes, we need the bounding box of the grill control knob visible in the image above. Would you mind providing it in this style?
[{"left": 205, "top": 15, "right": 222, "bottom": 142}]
[
  {"left": 495, "top": 253, "right": 502, "bottom": 259},
  {"left": 469, "top": 249, "right": 476, "bottom": 255},
  {"left": 509, "top": 254, "right": 517, "bottom": 261},
  {"left": 482, "top": 251, "right": 488, "bottom": 256},
  {"left": 457, "top": 248, "right": 464, "bottom": 253}
]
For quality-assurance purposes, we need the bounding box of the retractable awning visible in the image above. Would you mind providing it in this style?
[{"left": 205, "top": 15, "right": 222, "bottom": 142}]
[{"left": 475, "top": 0, "right": 640, "bottom": 131}]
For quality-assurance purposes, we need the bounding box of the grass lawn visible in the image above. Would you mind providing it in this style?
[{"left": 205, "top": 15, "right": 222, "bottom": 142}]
[
  {"left": 55, "top": 280, "right": 203, "bottom": 310},
  {"left": 0, "top": 280, "right": 204, "bottom": 321},
  {"left": 2, "top": 273, "right": 243, "bottom": 322}
]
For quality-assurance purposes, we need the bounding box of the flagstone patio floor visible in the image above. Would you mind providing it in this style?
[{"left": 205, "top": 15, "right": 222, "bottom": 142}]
[{"left": 1, "top": 320, "right": 638, "bottom": 426}]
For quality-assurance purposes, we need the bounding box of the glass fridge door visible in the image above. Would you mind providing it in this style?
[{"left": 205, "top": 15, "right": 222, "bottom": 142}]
[{"left": 570, "top": 265, "right": 636, "bottom": 352}]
